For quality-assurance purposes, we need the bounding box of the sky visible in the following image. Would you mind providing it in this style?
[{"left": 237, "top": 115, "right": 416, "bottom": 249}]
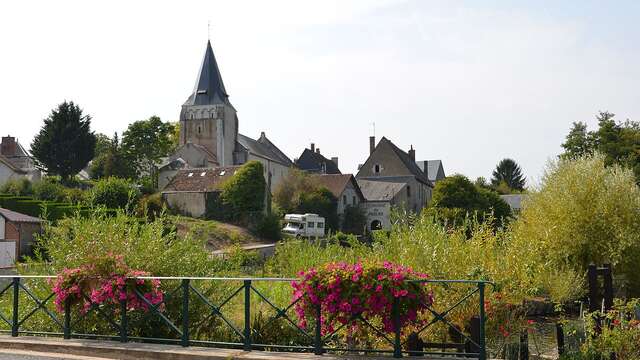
[{"left": 1, "top": 0, "right": 640, "bottom": 185}]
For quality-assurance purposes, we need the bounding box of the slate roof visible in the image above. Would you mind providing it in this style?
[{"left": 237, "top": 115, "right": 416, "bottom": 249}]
[
  {"left": 310, "top": 174, "right": 364, "bottom": 200},
  {"left": 162, "top": 166, "right": 240, "bottom": 192},
  {"left": 416, "top": 160, "right": 445, "bottom": 182},
  {"left": 0, "top": 208, "right": 41, "bottom": 223},
  {"left": 183, "top": 40, "right": 231, "bottom": 107},
  {"left": 379, "top": 137, "right": 430, "bottom": 186},
  {"left": 237, "top": 133, "right": 293, "bottom": 166},
  {"left": 295, "top": 148, "right": 341, "bottom": 174},
  {"left": 357, "top": 180, "right": 406, "bottom": 202}
]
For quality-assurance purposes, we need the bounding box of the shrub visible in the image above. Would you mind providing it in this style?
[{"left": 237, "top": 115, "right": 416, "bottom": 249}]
[
  {"left": 0, "top": 178, "right": 32, "bottom": 196},
  {"left": 89, "top": 177, "right": 140, "bottom": 209},
  {"left": 341, "top": 205, "right": 367, "bottom": 234},
  {"left": 136, "top": 193, "right": 165, "bottom": 220},
  {"left": 292, "top": 261, "right": 432, "bottom": 336},
  {"left": 64, "top": 187, "right": 88, "bottom": 204},
  {"left": 32, "top": 179, "right": 66, "bottom": 202},
  {"left": 13, "top": 199, "right": 44, "bottom": 217},
  {"left": 511, "top": 154, "right": 640, "bottom": 296},
  {"left": 297, "top": 187, "right": 339, "bottom": 231},
  {"left": 255, "top": 213, "right": 281, "bottom": 241},
  {"left": 220, "top": 161, "right": 266, "bottom": 220}
]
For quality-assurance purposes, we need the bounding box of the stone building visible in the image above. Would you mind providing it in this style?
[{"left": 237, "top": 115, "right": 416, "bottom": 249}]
[
  {"left": 295, "top": 143, "right": 341, "bottom": 174},
  {"left": 0, "top": 136, "right": 40, "bottom": 184},
  {"left": 416, "top": 160, "right": 446, "bottom": 184},
  {"left": 0, "top": 207, "right": 42, "bottom": 264},
  {"left": 356, "top": 136, "right": 433, "bottom": 214},
  {"left": 168, "top": 40, "right": 292, "bottom": 194},
  {"left": 309, "top": 174, "right": 365, "bottom": 228}
]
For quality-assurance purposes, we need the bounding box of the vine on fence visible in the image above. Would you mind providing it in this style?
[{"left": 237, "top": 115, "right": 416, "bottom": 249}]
[
  {"left": 51, "top": 254, "right": 163, "bottom": 313},
  {"left": 292, "top": 261, "right": 433, "bottom": 335}
]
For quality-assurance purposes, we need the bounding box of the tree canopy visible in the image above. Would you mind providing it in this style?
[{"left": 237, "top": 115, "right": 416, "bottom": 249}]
[
  {"left": 90, "top": 133, "right": 137, "bottom": 180},
  {"left": 121, "top": 116, "right": 177, "bottom": 178},
  {"left": 561, "top": 111, "right": 640, "bottom": 182},
  {"left": 30, "top": 101, "right": 96, "bottom": 182},
  {"left": 490, "top": 158, "right": 526, "bottom": 191}
]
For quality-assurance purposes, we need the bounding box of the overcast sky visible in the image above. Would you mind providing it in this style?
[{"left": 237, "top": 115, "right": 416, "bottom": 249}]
[{"left": 1, "top": 0, "right": 639, "bottom": 185}]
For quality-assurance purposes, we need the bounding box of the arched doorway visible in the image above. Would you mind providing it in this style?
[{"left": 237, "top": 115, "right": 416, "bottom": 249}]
[{"left": 370, "top": 220, "right": 382, "bottom": 231}]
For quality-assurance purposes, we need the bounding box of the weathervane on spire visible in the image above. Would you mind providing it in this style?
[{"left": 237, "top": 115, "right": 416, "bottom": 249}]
[{"left": 207, "top": 20, "right": 210, "bottom": 40}]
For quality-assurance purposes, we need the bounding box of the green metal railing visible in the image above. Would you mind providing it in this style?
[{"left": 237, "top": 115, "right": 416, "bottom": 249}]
[{"left": 0, "top": 276, "right": 491, "bottom": 359}]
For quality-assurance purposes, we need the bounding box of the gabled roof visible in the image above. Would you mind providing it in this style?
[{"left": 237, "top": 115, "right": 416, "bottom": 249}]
[
  {"left": 357, "top": 179, "right": 406, "bottom": 202},
  {"left": 416, "top": 160, "right": 445, "bottom": 182},
  {"left": 183, "top": 40, "right": 231, "bottom": 107},
  {"left": 162, "top": 166, "right": 240, "bottom": 193},
  {"left": 361, "top": 137, "right": 430, "bottom": 186},
  {"left": 295, "top": 148, "right": 341, "bottom": 174},
  {"left": 170, "top": 142, "right": 218, "bottom": 167},
  {"left": 0, "top": 208, "right": 41, "bottom": 223},
  {"left": 237, "top": 133, "right": 293, "bottom": 167},
  {"left": 0, "top": 155, "right": 25, "bottom": 174},
  {"left": 310, "top": 174, "right": 364, "bottom": 200}
]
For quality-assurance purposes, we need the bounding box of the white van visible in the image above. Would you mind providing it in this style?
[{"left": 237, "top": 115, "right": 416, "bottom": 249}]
[{"left": 282, "top": 213, "right": 325, "bottom": 238}]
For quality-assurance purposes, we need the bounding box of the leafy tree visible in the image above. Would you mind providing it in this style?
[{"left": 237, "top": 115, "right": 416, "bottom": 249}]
[
  {"left": 429, "top": 174, "right": 511, "bottom": 227},
  {"left": 30, "top": 101, "right": 96, "bottom": 182},
  {"left": 89, "top": 177, "right": 140, "bottom": 209},
  {"left": 32, "top": 178, "right": 66, "bottom": 202},
  {"left": 90, "top": 133, "right": 136, "bottom": 180},
  {"left": 491, "top": 158, "right": 526, "bottom": 191},
  {"left": 511, "top": 153, "right": 640, "bottom": 296},
  {"left": 0, "top": 178, "right": 32, "bottom": 196},
  {"left": 341, "top": 205, "right": 367, "bottom": 235},
  {"left": 94, "top": 133, "right": 113, "bottom": 157},
  {"left": 220, "top": 161, "right": 266, "bottom": 219},
  {"left": 561, "top": 122, "right": 594, "bottom": 159},
  {"left": 273, "top": 169, "right": 314, "bottom": 213},
  {"left": 297, "top": 187, "right": 339, "bottom": 231},
  {"left": 121, "top": 116, "right": 177, "bottom": 178}
]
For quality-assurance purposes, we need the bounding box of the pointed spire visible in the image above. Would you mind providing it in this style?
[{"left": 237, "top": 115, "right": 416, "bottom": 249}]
[{"left": 184, "top": 40, "right": 230, "bottom": 106}]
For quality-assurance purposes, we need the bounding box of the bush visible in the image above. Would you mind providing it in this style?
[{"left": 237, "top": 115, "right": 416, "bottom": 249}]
[
  {"left": 255, "top": 213, "right": 281, "bottom": 241},
  {"left": 511, "top": 153, "right": 640, "bottom": 296},
  {"left": 297, "top": 187, "right": 339, "bottom": 231},
  {"left": 13, "top": 199, "right": 44, "bottom": 217},
  {"left": 136, "top": 193, "right": 165, "bottom": 220},
  {"left": 89, "top": 177, "right": 140, "bottom": 209},
  {"left": 63, "top": 187, "right": 88, "bottom": 204},
  {"left": 341, "top": 205, "right": 367, "bottom": 234},
  {"left": 0, "top": 178, "right": 32, "bottom": 196},
  {"left": 32, "top": 179, "right": 66, "bottom": 202},
  {"left": 220, "top": 161, "right": 266, "bottom": 220}
]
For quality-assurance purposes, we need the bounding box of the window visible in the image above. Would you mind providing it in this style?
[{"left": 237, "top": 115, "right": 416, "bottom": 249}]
[
  {"left": 308, "top": 222, "right": 315, "bottom": 228},
  {"left": 352, "top": 196, "right": 356, "bottom": 205},
  {"left": 343, "top": 195, "right": 347, "bottom": 205},
  {"left": 407, "top": 185, "right": 411, "bottom": 197},
  {"left": 317, "top": 222, "right": 324, "bottom": 228},
  {"left": 198, "top": 126, "right": 202, "bottom": 134},
  {"left": 374, "top": 164, "right": 381, "bottom": 174}
]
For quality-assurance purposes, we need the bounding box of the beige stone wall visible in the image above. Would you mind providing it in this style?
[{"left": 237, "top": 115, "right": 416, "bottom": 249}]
[
  {"left": 163, "top": 192, "right": 207, "bottom": 218},
  {"left": 357, "top": 140, "right": 414, "bottom": 178},
  {"left": 180, "top": 104, "right": 238, "bottom": 167},
  {"left": 247, "top": 153, "right": 291, "bottom": 194}
]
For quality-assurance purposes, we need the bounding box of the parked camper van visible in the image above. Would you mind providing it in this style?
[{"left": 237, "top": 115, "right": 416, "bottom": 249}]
[{"left": 282, "top": 213, "right": 325, "bottom": 238}]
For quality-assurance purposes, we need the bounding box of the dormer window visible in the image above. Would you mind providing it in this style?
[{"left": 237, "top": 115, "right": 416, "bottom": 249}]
[{"left": 197, "top": 89, "right": 207, "bottom": 94}]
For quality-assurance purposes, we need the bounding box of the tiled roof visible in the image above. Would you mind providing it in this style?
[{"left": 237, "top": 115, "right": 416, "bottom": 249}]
[
  {"left": 162, "top": 166, "right": 240, "bottom": 192},
  {"left": 357, "top": 180, "right": 406, "bottom": 202},
  {"left": 0, "top": 155, "right": 25, "bottom": 174},
  {"left": 310, "top": 174, "right": 364, "bottom": 200},
  {"left": 295, "top": 148, "right": 341, "bottom": 174},
  {"left": 237, "top": 133, "right": 293, "bottom": 166},
  {"left": 0, "top": 208, "right": 42, "bottom": 223}
]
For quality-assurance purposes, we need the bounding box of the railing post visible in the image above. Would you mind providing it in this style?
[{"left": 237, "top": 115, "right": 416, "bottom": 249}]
[
  {"left": 314, "top": 302, "right": 323, "bottom": 355},
  {"left": 243, "top": 280, "right": 252, "bottom": 351},
  {"left": 120, "top": 298, "right": 128, "bottom": 343},
  {"left": 11, "top": 277, "right": 19, "bottom": 337},
  {"left": 63, "top": 297, "right": 71, "bottom": 339},
  {"left": 478, "top": 282, "right": 486, "bottom": 360},
  {"left": 393, "top": 296, "right": 402, "bottom": 358},
  {"left": 181, "top": 279, "right": 190, "bottom": 347}
]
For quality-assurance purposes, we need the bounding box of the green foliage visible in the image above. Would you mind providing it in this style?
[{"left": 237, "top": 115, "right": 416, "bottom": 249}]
[
  {"left": 561, "top": 111, "right": 640, "bottom": 182},
  {"left": 297, "top": 187, "right": 339, "bottom": 231},
  {"left": 273, "top": 169, "right": 314, "bottom": 213},
  {"left": 32, "top": 179, "right": 66, "bottom": 202},
  {"left": 341, "top": 205, "right": 367, "bottom": 234},
  {"left": 121, "top": 116, "right": 176, "bottom": 178},
  {"left": 30, "top": 101, "right": 96, "bottom": 181},
  {"left": 90, "top": 133, "right": 136, "bottom": 180},
  {"left": 511, "top": 153, "right": 640, "bottom": 296},
  {"left": 220, "top": 161, "right": 266, "bottom": 220},
  {"left": 255, "top": 213, "right": 282, "bottom": 241},
  {"left": 0, "top": 178, "right": 32, "bottom": 196},
  {"left": 491, "top": 158, "right": 526, "bottom": 191},
  {"left": 89, "top": 177, "right": 140, "bottom": 210},
  {"left": 429, "top": 174, "right": 511, "bottom": 228},
  {"left": 136, "top": 193, "right": 165, "bottom": 220}
]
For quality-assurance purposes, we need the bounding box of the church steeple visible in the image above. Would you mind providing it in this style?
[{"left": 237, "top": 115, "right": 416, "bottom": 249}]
[{"left": 183, "top": 40, "right": 230, "bottom": 106}]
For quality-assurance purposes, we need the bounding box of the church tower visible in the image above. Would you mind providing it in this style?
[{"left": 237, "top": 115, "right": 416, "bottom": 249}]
[{"left": 180, "top": 40, "right": 238, "bottom": 166}]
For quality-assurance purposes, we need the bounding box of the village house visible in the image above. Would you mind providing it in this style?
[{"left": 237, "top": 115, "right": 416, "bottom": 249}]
[
  {"left": 165, "top": 40, "right": 293, "bottom": 194},
  {"left": 295, "top": 143, "right": 341, "bottom": 174},
  {"left": 0, "top": 208, "right": 42, "bottom": 266},
  {"left": 161, "top": 166, "right": 240, "bottom": 218},
  {"left": 0, "top": 136, "right": 41, "bottom": 184},
  {"left": 416, "top": 160, "right": 446, "bottom": 184},
  {"left": 309, "top": 174, "right": 365, "bottom": 228}
]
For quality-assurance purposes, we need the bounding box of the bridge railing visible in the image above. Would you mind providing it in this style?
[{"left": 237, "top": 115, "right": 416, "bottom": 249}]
[{"left": 0, "top": 275, "right": 491, "bottom": 359}]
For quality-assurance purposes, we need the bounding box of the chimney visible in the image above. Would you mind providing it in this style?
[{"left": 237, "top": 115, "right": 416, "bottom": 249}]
[
  {"left": 310, "top": 143, "right": 315, "bottom": 152},
  {"left": 369, "top": 136, "right": 375, "bottom": 155},
  {"left": 408, "top": 145, "right": 415, "bottom": 161},
  {"left": 260, "top": 131, "right": 266, "bottom": 139},
  {"left": 316, "top": 148, "right": 320, "bottom": 154},
  {"left": 1, "top": 136, "right": 16, "bottom": 156},
  {"left": 331, "top": 157, "right": 339, "bottom": 168}
]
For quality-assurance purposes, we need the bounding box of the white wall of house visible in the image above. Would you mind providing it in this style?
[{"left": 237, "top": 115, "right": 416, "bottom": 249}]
[
  {"left": 0, "top": 162, "right": 20, "bottom": 186},
  {"left": 337, "top": 182, "right": 362, "bottom": 216},
  {"left": 363, "top": 201, "right": 391, "bottom": 231},
  {"left": 0, "top": 241, "right": 15, "bottom": 267},
  {"left": 247, "top": 154, "right": 290, "bottom": 193},
  {"left": 162, "top": 192, "right": 207, "bottom": 218}
]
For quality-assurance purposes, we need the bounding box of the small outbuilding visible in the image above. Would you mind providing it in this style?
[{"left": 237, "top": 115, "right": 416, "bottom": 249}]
[{"left": 0, "top": 208, "right": 42, "bottom": 266}]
